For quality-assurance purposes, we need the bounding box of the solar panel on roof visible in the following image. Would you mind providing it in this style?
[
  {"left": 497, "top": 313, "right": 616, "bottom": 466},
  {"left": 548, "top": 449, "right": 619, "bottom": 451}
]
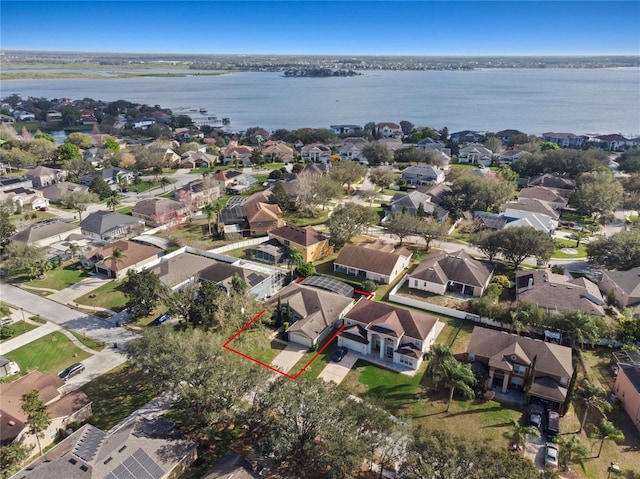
[
  {"left": 300, "top": 276, "right": 354, "bottom": 297},
  {"left": 73, "top": 427, "right": 105, "bottom": 462},
  {"left": 105, "top": 449, "right": 164, "bottom": 479}
]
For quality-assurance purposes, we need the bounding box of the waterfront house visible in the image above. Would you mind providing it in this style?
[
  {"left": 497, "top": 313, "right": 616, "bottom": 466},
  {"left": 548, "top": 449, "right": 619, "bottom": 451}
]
[
  {"left": 541, "top": 132, "right": 586, "bottom": 149},
  {"left": 301, "top": 143, "right": 332, "bottom": 163},
  {"left": 458, "top": 143, "right": 493, "bottom": 166},
  {"left": 375, "top": 122, "right": 402, "bottom": 139}
]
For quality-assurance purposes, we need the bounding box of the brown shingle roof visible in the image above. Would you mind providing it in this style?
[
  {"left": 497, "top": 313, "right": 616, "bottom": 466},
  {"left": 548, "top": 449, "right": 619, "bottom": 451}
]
[
  {"left": 344, "top": 299, "right": 438, "bottom": 342},
  {"left": 467, "top": 326, "right": 573, "bottom": 380},
  {"left": 83, "top": 240, "right": 162, "bottom": 271},
  {"left": 411, "top": 249, "right": 493, "bottom": 288},
  {"left": 269, "top": 225, "right": 327, "bottom": 247},
  {"left": 334, "top": 241, "right": 411, "bottom": 277}
]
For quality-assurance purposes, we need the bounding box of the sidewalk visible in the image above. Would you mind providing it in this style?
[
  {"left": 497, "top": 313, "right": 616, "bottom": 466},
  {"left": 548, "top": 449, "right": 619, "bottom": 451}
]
[
  {"left": 47, "top": 275, "right": 112, "bottom": 304},
  {"left": 0, "top": 320, "right": 60, "bottom": 355}
]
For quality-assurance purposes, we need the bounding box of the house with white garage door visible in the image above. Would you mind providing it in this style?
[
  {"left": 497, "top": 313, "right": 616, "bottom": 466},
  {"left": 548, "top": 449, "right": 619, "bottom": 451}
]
[
  {"left": 338, "top": 299, "right": 440, "bottom": 370},
  {"left": 267, "top": 282, "right": 355, "bottom": 348}
]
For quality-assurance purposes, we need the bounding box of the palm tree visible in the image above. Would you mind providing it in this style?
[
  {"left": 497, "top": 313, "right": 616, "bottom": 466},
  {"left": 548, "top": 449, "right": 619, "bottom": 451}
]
[
  {"left": 562, "top": 311, "right": 600, "bottom": 349},
  {"left": 441, "top": 359, "right": 476, "bottom": 412},
  {"left": 159, "top": 176, "right": 171, "bottom": 192},
  {"left": 576, "top": 380, "right": 612, "bottom": 433},
  {"left": 510, "top": 419, "right": 541, "bottom": 451},
  {"left": 106, "top": 194, "right": 121, "bottom": 212},
  {"left": 111, "top": 247, "right": 127, "bottom": 278},
  {"left": 203, "top": 202, "right": 217, "bottom": 236},
  {"left": 425, "top": 344, "right": 454, "bottom": 390},
  {"left": 288, "top": 248, "right": 304, "bottom": 272},
  {"left": 152, "top": 165, "right": 163, "bottom": 180},
  {"left": 559, "top": 435, "right": 588, "bottom": 469},
  {"left": 592, "top": 419, "right": 624, "bottom": 458}
]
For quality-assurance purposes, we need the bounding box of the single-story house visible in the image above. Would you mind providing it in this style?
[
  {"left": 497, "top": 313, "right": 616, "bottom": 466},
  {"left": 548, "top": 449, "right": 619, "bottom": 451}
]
[
  {"left": 498, "top": 148, "right": 528, "bottom": 164},
  {"left": 334, "top": 240, "right": 411, "bottom": 285},
  {"left": 0, "top": 176, "right": 32, "bottom": 192},
  {"left": 467, "top": 326, "right": 573, "bottom": 410},
  {"left": 409, "top": 249, "right": 494, "bottom": 298},
  {"left": 330, "top": 125, "right": 363, "bottom": 136},
  {"left": 495, "top": 129, "right": 526, "bottom": 145},
  {"left": 388, "top": 191, "right": 449, "bottom": 222},
  {"left": 614, "top": 363, "right": 640, "bottom": 433},
  {"left": 401, "top": 165, "right": 446, "bottom": 186},
  {"left": 450, "top": 130, "right": 487, "bottom": 144},
  {"left": 267, "top": 282, "right": 355, "bottom": 348},
  {"left": 517, "top": 186, "right": 568, "bottom": 210},
  {"left": 338, "top": 298, "right": 440, "bottom": 370},
  {"left": 505, "top": 198, "right": 560, "bottom": 221},
  {"left": 516, "top": 269, "right": 605, "bottom": 317},
  {"left": 41, "top": 182, "right": 89, "bottom": 204},
  {"left": 10, "top": 220, "right": 81, "bottom": 248},
  {"left": 541, "top": 132, "right": 586, "bottom": 149},
  {"left": 598, "top": 266, "right": 640, "bottom": 312},
  {"left": 81, "top": 210, "right": 146, "bottom": 241},
  {"left": 268, "top": 225, "right": 333, "bottom": 263},
  {"left": 0, "top": 187, "right": 49, "bottom": 212},
  {"left": 180, "top": 150, "right": 219, "bottom": 169},
  {"left": 527, "top": 173, "right": 576, "bottom": 196},
  {"left": 147, "top": 251, "right": 219, "bottom": 289},
  {"left": 13, "top": 416, "right": 197, "bottom": 479},
  {"left": 417, "top": 137, "right": 451, "bottom": 157},
  {"left": 0, "top": 371, "right": 92, "bottom": 450},
  {"left": 475, "top": 210, "right": 558, "bottom": 236},
  {"left": 79, "top": 168, "right": 134, "bottom": 187},
  {"left": 202, "top": 450, "right": 260, "bottom": 479},
  {"left": 132, "top": 198, "right": 190, "bottom": 227},
  {"left": 81, "top": 239, "right": 163, "bottom": 279},
  {"left": 198, "top": 259, "right": 281, "bottom": 300}
]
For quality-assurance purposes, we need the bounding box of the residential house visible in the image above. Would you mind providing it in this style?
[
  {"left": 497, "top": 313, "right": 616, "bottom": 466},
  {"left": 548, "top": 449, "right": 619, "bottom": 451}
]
[
  {"left": 0, "top": 176, "right": 33, "bottom": 192},
  {"left": 268, "top": 224, "right": 333, "bottom": 262},
  {"left": 302, "top": 162, "right": 330, "bottom": 176},
  {"left": 179, "top": 150, "right": 218, "bottom": 169},
  {"left": 505, "top": 198, "right": 561, "bottom": 221},
  {"left": 41, "top": 182, "right": 89, "bottom": 204},
  {"left": 131, "top": 118, "right": 157, "bottom": 129},
  {"left": 458, "top": 143, "right": 493, "bottom": 166},
  {"left": 498, "top": 148, "right": 528, "bottom": 165},
  {"left": 202, "top": 451, "right": 260, "bottom": 479},
  {"left": 330, "top": 124, "right": 363, "bottom": 136},
  {"left": 263, "top": 140, "right": 294, "bottom": 162},
  {"left": 449, "top": 130, "right": 487, "bottom": 144},
  {"left": 244, "top": 200, "right": 286, "bottom": 236},
  {"left": 175, "top": 128, "right": 205, "bottom": 141},
  {"left": 339, "top": 137, "right": 367, "bottom": 162},
  {"left": 146, "top": 140, "right": 181, "bottom": 165},
  {"left": 541, "top": 132, "right": 586, "bottom": 149},
  {"left": 598, "top": 266, "right": 640, "bottom": 313},
  {"left": 401, "top": 165, "right": 445, "bottom": 185},
  {"left": 0, "top": 187, "right": 49, "bottom": 212},
  {"left": 80, "top": 109, "right": 97, "bottom": 125},
  {"left": 267, "top": 282, "right": 355, "bottom": 347},
  {"left": 13, "top": 416, "right": 197, "bottom": 479},
  {"left": 0, "top": 114, "right": 15, "bottom": 124},
  {"left": 388, "top": 190, "right": 448, "bottom": 222},
  {"left": 25, "top": 166, "right": 63, "bottom": 188},
  {"left": 199, "top": 259, "right": 281, "bottom": 300},
  {"left": 595, "top": 134, "right": 629, "bottom": 151},
  {"left": 516, "top": 269, "right": 605, "bottom": 317},
  {"left": 132, "top": 198, "right": 190, "bottom": 227},
  {"left": 300, "top": 143, "right": 332, "bottom": 163},
  {"left": 226, "top": 173, "right": 257, "bottom": 195},
  {"left": 45, "top": 110, "right": 62, "bottom": 121},
  {"left": 334, "top": 240, "right": 411, "bottom": 284},
  {"left": 375, "top": 122, "right": 402, "bottom": 139},
  {"left": 466, "top": 326, "right": 574, "bottom": 410},
  {"left": 517, "top": 187, "right": 568, "bottom": 210},
  {"left": 11, "top": 220, "right": 81, "bottom": 248},
  {"left": 614, "top": 363, "right": 640, "bottom": 433},
  {"left": 527, "top": 173, "right": 576, "bottom": 197},
  {"left": 222, "top": 141, "right": 254, "bottom": 165},
  {"left": 495, "top": 129, "right": 526, "bottom": 145},
  {"left": 81, "top": 210, "right": 146, "bottom": 241},
  {"left": 12, "top": 110, "right": 36, "bottom": 121},
  {"left": 409, "top": 249, "right": 494, "bottom": 298},
  {"left": 211, "top": 169, "right": 243, "bottom": 189},
  {"left": 378, "top": 138, "right": 404, "bottom": 152},
  {"left": 338, "top": 298, "right": 440, "bottom": 370},
  {"left": 417, "top": 183, "right": 452, "bottom": 206},
  {"left": 502, "top": 207, "right": 558, "bottom": 235},
  {"left": 417, "top": 137, "right": 451, "bottom": 157},
  {"left": 175, "top": 178, "right": 221, "bottom": 210},
  {"left": 80, "top": 168, "right": 134, "bottom": 187},
  {"left": 147, "top": 251, "right": 219, "bottom": 289},
  {"left": 82, "top": 147, "right": 106, "bottom": 167},
  {"left": 0, "top": 371, "right": 92, "bottom": 450},
  {"left": 81, "top": 240, "right": 163, "bottom": 279},
  {"left": 245, "top": 240, "right": 288, "bottom": 264}
]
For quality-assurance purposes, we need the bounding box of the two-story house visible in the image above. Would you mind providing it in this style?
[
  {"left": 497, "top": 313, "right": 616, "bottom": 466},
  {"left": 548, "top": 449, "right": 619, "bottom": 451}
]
[{"left": 268, "top": 225, "right": 333, "bottom": 262}]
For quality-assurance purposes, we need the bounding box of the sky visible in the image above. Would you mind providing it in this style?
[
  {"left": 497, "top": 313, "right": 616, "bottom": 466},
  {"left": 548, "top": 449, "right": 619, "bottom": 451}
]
[{"left": 1, "top": 1, "right": 639, "bottom": 56}]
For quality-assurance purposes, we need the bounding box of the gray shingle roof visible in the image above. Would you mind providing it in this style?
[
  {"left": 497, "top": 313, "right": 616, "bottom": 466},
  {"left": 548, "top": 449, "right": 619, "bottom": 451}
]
[
  {"left": 11, "top": 220, "right": 79, "bottom": 243},
  {"left": 81, "top": 210, "right": 144, "bottom": 236},
  {"left": 410, "top": 249, "right": 493, "bottom": 288},
  {"left": 600, "top": 266, "right": 640, "bottom": 299},
  {"left": 334, "top": 241, "right": 411, "bottom": 277}
]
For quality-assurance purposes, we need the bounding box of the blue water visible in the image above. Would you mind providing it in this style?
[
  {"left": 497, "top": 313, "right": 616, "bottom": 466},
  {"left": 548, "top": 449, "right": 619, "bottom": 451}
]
[{"left": 2, "top": 68, "right": 639, "bottom": 136}]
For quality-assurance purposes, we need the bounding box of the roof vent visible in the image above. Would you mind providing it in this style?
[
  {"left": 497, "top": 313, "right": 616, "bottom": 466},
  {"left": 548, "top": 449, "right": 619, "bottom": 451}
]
[{"left": 8, "top": 420, "right": 15, "bottom": 427}]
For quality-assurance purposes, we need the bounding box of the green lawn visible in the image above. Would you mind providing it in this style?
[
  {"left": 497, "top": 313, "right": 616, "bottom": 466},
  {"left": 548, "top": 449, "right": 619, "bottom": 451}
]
[
  {"left": 80, "top": 363, "right": 157, "bottom": 431},
  {"left": 283, "top": 210, "right": 330, "bottom": 226},
  {"left": 0, "top": 321, "right": 40, "bottom": 343},
  {"left": 5, "top": 331, "right": 92, "bottom": 374},
  {"left": 74, "top": 280, "right": 127, "bottom": 311},
  {"left": 69, "top": 330, "right": 106, "bottom": 351},
  {"left": 552, "top": 238, "right": 588, "bottom": 259},
  {"left": 26, "top": 262, "right": 88, "bottom": 290},
  {"left": 115, "top": 206, "right": 132, "bottom": 215},
  {"left": 290, "top": 335, "right": 339, "bottom": 378}
]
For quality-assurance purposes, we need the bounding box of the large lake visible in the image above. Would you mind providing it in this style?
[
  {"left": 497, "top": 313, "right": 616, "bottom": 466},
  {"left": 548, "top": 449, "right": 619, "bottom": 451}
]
[{"left": 2, "top": 68, "right": 639, "bottom": 136}]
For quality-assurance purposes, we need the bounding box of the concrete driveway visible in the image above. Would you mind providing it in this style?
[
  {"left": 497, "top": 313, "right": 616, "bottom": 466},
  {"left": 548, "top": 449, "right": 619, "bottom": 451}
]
[
  {"left": 317, "top": 350, "right": 359, "bottom": 384},
  {"left": 524, "top": 432, "right": 546, "bottom": 469}
]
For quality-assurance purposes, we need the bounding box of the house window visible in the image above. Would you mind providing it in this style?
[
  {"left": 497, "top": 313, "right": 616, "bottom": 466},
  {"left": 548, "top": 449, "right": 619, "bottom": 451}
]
[
  {"left": 468, "top": 353, "right": 475, "bottom": 361},
  {"left": 513, "top": 364, "right": 527, "bottom": 375},
  {"left": 413, "top": 279, "right": 418, "bottom": 287},
  {"left": 284, "top": 239, "right": 290, "bottom": 246},
  {"left": 399, "top": 356, "right": 414, "bottom": 367},
  {"left": 560, "top": 377, "right": 568, "bottom": 386}
]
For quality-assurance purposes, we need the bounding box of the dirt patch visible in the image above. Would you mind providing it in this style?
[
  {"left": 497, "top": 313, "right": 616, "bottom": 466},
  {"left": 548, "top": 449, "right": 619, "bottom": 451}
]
[{"left": 395, "top": 283, "right": 471, "bottom": 310}]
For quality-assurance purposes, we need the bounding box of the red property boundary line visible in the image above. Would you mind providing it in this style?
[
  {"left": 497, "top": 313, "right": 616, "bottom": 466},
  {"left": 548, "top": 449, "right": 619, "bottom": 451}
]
[{"left": 223, "top": 309, "right": 346, "bottom": 380}]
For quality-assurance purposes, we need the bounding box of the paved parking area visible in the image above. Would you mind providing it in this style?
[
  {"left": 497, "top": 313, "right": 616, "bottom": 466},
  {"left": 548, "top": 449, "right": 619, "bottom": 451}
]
[
  {"left": 317, "top": 350, "right": 359, "bottom": 384},
  {"left": 524, "top": 433, "right": 546, "bottom": 469},
  {"left": 270, "top": 343, "right": 308, "bottom": 375}
]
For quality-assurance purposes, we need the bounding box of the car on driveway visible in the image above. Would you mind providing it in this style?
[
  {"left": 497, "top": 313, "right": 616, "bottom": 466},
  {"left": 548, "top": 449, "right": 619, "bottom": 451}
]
[
  {"left": 151, "top": 312, "right": 171, "bottom": 326},
  {"left": 544, "top": 443, "right": 559, "bottom": 469},
  {"left": 528, "top": 404, "right": 544, "bottom": 429},
  {"left": 58, "top": 362, "right": 85, "bottom": 381},
  {"left": 331, "top": 346, "right": 348, "bottom": 362}
]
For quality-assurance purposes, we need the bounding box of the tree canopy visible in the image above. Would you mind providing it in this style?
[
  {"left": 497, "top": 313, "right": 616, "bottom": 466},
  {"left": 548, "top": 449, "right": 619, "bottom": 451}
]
[
  {"left": 327, "top": 203, "right": 378, "bottom": 248},
  {"left": 122, "top": 268, "right": 167, "bottom": 319},
  {"left": 587, "top": 230, "right": 640, "bottom": 270}
]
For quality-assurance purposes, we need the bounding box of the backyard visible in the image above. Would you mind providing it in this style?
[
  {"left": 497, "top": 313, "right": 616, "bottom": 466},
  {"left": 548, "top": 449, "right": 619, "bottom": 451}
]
[
  {"left": 25, "top": 261, "right": 88, "bottom": 291},
  {"left": 5, "top": 331, "right": 92, "bottom": 374}
]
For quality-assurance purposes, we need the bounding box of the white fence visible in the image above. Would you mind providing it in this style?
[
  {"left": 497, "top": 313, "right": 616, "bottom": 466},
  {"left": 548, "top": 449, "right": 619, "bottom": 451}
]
[
  {"left": 388, "top": 276, "right": 503, "bottom": 328},
  {"left": 209, "top": 236, "right": 270, "bottom": 254}
]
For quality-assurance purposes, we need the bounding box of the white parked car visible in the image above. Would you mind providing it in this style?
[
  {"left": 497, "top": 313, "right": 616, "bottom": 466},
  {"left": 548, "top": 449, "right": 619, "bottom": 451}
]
[{"left": 544, "top": 443, "right": 559, "bottom": 469}]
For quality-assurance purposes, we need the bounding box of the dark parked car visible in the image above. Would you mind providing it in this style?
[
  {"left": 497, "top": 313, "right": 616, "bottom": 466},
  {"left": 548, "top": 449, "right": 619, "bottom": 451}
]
[
  {"left": 528, "top": 404, "right": 544, "bottom": 429},
  {"left": 332, "top": 346, "right": 347, "bottom": 362},
  {"left": 151, "top": 312, "right": 171, "bottom": 326},
  {"left": 58, "top": 362, "right": 85, "bottom": 381},
  {"left": 546, "top": 409, "right": 560, "bottom": 437}
]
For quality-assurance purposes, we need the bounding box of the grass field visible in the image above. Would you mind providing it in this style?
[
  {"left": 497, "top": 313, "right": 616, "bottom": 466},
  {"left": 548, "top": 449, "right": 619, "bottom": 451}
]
[
  {"left": 0, "top": 321, "right": 39, "bottom": 343},
  {"left": 26, "top": 262, "right": 88, "bottom": 290},
  {"left": 74, "top": 280, "right": 127, "bottom": 311},
  {"left": 69, "top": 330, "right": 106, "bottom": 352},
  {"left": 5, "top": 331, "right": 92, "bottom": 374},
  {"left": 80, "top": 363, "right": 158, "bottom": 431},
  {"left": 552, "top": 238, "right": 588, "bottom": 259}
]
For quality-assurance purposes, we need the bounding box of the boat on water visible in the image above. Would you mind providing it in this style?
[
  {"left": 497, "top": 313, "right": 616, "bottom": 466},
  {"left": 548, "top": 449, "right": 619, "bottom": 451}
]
[{"left": 177, "top": 109, "right": 230, "bottom": 128}]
